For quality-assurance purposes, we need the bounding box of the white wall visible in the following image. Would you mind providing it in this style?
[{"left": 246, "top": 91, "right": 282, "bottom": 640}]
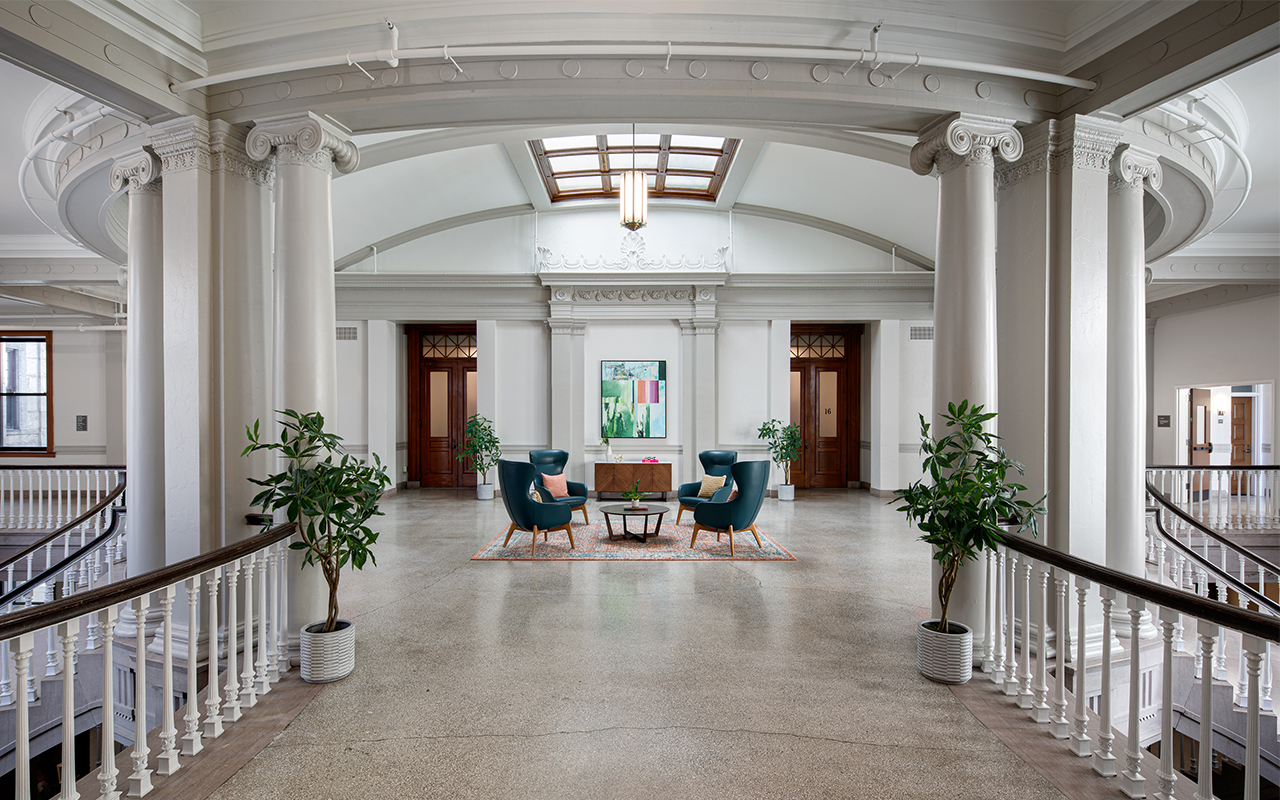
[
  {"left": 334, "top": 320, "right": 369, "bottom": 452},
  {"left": 1152, "top": 295, "right": 1279, "bottom": 464},
  {"left": 494, "top": 320, "right": 550, "bottom": 455},
  {"left": 898, "top": 321, "right": 934, "bottom": 487}
]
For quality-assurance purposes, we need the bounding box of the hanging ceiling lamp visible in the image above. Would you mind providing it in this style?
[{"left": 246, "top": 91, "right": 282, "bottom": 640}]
[{"left": 620, "top": 123, "right": 648, "bottom": 231}]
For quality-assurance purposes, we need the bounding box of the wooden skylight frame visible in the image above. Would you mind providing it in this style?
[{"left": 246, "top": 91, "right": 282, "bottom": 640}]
[{"left": 528, "top": 134, "right": 740, "bottom": 203}]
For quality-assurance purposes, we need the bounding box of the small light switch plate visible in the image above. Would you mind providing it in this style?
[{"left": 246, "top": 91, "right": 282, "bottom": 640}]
[{"left": 75, "top": 415, "right": 87, "bottom": 431}]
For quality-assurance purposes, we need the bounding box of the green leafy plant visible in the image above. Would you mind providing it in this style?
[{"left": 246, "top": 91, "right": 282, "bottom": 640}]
[
  {"left": 621, "top": 480, "right": 649, "bottom": 504},
  {"left": 456, "top": 414, "right": 502, "bottom": 484},
  {"left": 757, "top": 419, "right": 802, "bottom": 484},
  {"left": 243, "top": 409, "right": 392, "bottom": 633},
  {"left": 894, "top": 401, "right": 1046, "bottom": 634}
]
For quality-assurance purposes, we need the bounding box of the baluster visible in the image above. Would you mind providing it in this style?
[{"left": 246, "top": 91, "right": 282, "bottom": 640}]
[
  {"left": 223, "top": 559, "right": 242, "bottom": 722},
  {"left": 129, "top": 593, "right": 154, "bottom": 796},
  {"left": 1156, "top": 539, "right": 1167, "bottom": 586},
  {"left": 1195, "top": 621, "right": 1220, "bottom": 800},
  {"left": 99, "top": 606, "right": 120, "bottom": 800},
  {"left": 1049, "top": 568, "right": 1070, "bottom": 738},
  {"left": 267, "top": 545, "right": 281, "bottom": 684},
  {"left": 1094, "top": 587, "right": 1117, "bottom": 777},
  {"left": 1070, "top": 576, "right": 1092, "bottom": 757},
  {"left": 1234, "top": 469, "right": 1243, "bottom": 528},
  {"left": 1260, "top": 640, "right": 1273, "bottom": 713},
  {"left": 255, "top": 551, "right": 271, "bottom": 695},
  {"left": 22, "top": 468, "right": 31, "bottom": 527},
  {"left": 1155, "top": 607, "right": 1179, "bottom": 800},
  {"left": 1003, "top": 549, "right": 1018, "bottom": 696},
  {"left": 1212, "top": 585, "right": 1228, "bottom": 681},
  {"left": 981, "top": 547, "right": 995, "bottom": 674},
  {"left": 0, "top": 637, "right": 11, "bottom": 705},
  {"left": 240, "top": 554, "right": 257, "bottom": 709},
  {"left": 990, "top": 547, "right": 1006, "bottom": 685},
  {"left": 1016, "top": 556, "right": 1034, "bottom": 709},
  {"left": 1119, "top": 595, "right": 1146, "bottom": 798},
  {"left": 1030, "top": 561, "right": 1050, "bottom": 722},
  {"left": 276, "top": 542, "right": 290, "bottom": 676},
  {"left": 25, "top": 625, "right": 38, "bottom": 701},
  {"left": 1242, "top": 634, "right": 1264, "bottom": 800},
  {"left": 12, "top": 632, "right": 34, "bottom": 800},
  {"left": 35, "top": 469, "right": 43, "bottom": 528},
  {"left": 203, "top": 569, "right": 224, "bottom": 739},
  {"left": 156, "top": 585, "right": 180, "bottom": 776},
  {"left": 182, "top": 576, "right": 204, "bottom": 756},
  {"left": 45, "top": 568, "right": 59, "bottom": 676},
  {"left": 59, "top": 619, "right": 80, "bottom": 800}
]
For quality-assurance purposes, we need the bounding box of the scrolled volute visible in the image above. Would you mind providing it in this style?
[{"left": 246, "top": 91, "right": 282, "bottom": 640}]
[
  {"left": 912, "top": 113, "right": 1023, "bottom": 176},
  {"left": 245, "top": 112, "right": 359, "bottom": 174},
  {"left": 109, "top": 149, "right": 161, "bottom": 192},
  {"left": 1111, "top": 143, "right": 1163, "bottom": 191}
]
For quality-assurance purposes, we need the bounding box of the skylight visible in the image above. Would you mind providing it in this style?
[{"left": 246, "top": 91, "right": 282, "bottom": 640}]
[{"left": 528, "top": 134, "right": 739, "bottom": 203}]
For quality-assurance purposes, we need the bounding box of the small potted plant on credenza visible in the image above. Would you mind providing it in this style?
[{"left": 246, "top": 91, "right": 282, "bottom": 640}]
[
  {"left": 457, "top": 414, "right": 502, "bottom": 500},
  {"left": 894, "top": 400, "right": 1045, "bottom": 684},
  {"left": 757, "top": 419, "right": 802, "bottom": 501}
]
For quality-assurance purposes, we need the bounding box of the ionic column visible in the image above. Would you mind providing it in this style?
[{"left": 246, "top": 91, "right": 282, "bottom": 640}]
[
  {"left": 547, "top": 319, "right": 587, "bottom": 483},
  {"left": 911, "top": 113, "right": 1023, "bottom": 640},
  {"left": 1107, "top": 145, "right": 1162, "bottom": 579},
  {"left": 247, "top": 112, "right": 358, "bottom": 638},
  {"left": 110, "top": 150, "right": 165, "bottom": 576},
  {"left": 693, "top": 318, "right": 719, "bottom": 470}
]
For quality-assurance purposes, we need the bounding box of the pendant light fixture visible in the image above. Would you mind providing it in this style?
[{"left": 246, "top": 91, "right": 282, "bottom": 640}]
[{"left": 620, "top": 123, "right": 648, "bottom": 231}]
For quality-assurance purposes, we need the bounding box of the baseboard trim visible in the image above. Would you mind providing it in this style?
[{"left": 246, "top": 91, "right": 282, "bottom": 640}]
[{"left": 868, "top": 487, "right": 899, "bottom": 498}]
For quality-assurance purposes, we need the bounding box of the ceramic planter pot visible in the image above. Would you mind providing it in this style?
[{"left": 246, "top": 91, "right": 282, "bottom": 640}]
[
  {"left": 300, "top": 618, "right": 356, "bottom": 683},
  {"left": 477, "top": 483, "right": 494, "bottom": 500},
  {"left": 629, "top": 498, "right": 641, "bottom": 510},
  {"left": 916, "top": 619, "right": 973, "bottom": 684},
  {"left": 777, "top": 484, "right": 796, "bottom": 501}
]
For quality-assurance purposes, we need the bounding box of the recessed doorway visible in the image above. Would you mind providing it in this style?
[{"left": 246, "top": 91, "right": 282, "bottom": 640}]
[
  {"left": 407, "top": 325, "right": 478, "bottom": 487},
  {"left": 789, "top": 325, "right": 862, "bottom": 488}
]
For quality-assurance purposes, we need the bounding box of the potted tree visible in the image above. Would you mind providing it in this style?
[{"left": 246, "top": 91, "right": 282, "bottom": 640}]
[
  {"left": 894, "top": 401, "right": 1046, "bottom": 684},
  {"left": 757, "top": 419, "right": 802, "bottom": 501},
  {"left": 244, "top": 410, "right": 391, "bottom": 683},
  {"left": 456, "top": 414, "right": 502, "bottom": 500}
]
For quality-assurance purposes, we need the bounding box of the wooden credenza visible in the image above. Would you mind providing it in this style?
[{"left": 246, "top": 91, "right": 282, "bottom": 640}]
[{"left": 594, "top": 461, "right": 673, "bottom": 499}]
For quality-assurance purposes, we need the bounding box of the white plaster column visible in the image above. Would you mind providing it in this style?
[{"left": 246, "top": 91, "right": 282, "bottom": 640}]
[
  {"left": 911, "top": 113, "right": 1023, "bottom": 639},
  {"left": 1107, "top": 145, "right": 1162, "bottom": 579},
  {"left": 110, "top": 149, "right": 165, "bottom": 576},
  {"left": 1145, "top": 318, "right": 1157, "bottom": 466},
  {"left": 680, "top": 321, "right": 697, "bottom": 484},
  {"left": 246, "top": 112, "right": 358, "bottom": 636},
  {"left": 767, "top": 319, "right": 791, "bottom": 487},
  {"left": 104, "top": 331, "right": 125, "bottom": 464},
  {"left": 868, "top": 320, "right": 901, "bottom": 496},
  {"left": 367, "top": 321, "right": 400, "bottom": 478},
  {"left": 693, "top": 320, "right": 720, "bottom": 475},
  {"left": 548, "top": 320, "right": 587, "bottom": 483}
]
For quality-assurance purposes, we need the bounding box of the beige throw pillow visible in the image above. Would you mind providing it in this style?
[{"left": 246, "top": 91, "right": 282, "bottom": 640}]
[{"left": 697, "top": 474, "right": 727, "bottom": 498}]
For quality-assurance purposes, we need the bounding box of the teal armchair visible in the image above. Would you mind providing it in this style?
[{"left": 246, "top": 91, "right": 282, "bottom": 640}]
[
  {"left": 675, "top": 450, "right": 737, "bottom": 524},
  {"left": 691, "top": 460, "right": 769, "bottom": 556},
  {"left": 528, "top": 449, "right": 590, "bottom": 523},
  {"left": 498, "top": 460, "right": 575, "bottom": 556}
]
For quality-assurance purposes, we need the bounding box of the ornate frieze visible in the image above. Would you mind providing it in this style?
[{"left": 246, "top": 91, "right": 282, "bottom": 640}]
[
  {"left": 571, "top": 288, "right": 693, "bottom": 302},
  {"left": 911, "top": 113, "right": 1023, "bottom": 177},
  {"left": 209, "top": 121, "right": 274, "bottom": 188},
  {"left": 109, "top": 149, "right": 161, "bottom": 193},
  {"left": 995, "top": 116, "right": 1126, "bottom": 190},
  {"left": 538, "top": 231, "right": 728, "bottom": 272},
  {"left": 245, "top": 112, "right": 359, "bottom": 174},
  {"left": 149, "top": 117, "right": 213, "bottom": 175},
  {"left": 1109, "top": 144, "right": 1163, "bottom": 192}
]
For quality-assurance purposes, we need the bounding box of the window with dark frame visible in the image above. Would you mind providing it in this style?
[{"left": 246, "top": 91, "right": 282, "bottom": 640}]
[
  {"left": 528, "top": 134, "right": 740, "bottom": 203},
  {"left": 0, "top": 332, "right": 52, "bottom": 454}
]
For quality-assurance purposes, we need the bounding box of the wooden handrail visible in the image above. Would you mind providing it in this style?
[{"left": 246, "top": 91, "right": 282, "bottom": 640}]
[
  {"left": 0, "top": 522, "right": 296, "bottom": 642},
  {"left": 0, "top": 471, "right": 126, "bottom": 573},
  {"left": 1147, "top": 464, "right": 1280, "bottom": 471},
  {"left": 0, "top": 505, "right": 127, "bottom": 609},
  {"left": 1146, "top": 480, "right": 1280, "bottom": 576},
  {"left": 997, "top": 534, "right": 1279, "bottom": 643},
  {"left": 1147, "top": 508, "right": 1279, "bottom": 615}
]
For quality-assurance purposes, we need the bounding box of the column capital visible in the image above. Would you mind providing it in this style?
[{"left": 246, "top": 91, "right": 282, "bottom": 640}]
[
  {"left": 209, "top": 121, "right": 275, "bottom": 188},
  {"left": 110, "top": 149, "right": 161, "bottom": 193},
  {"left": 693, "top": 320, "right": 721, "bottom": 334},
  {"left": 911, "top": 113, "right": 1023, "bottom": 176},
  {"left": 148, "top": 116, "right": 213, "bottom": 175},
  {"left": 1057, "top": 115, "right": 1124, "bottom": 175},
  {"left": 1110, "top": 144, "right": 1163, "bottom": 192},
  {"left": 546, "top": 320, "right": 587, "bottom": 335},
  {"left": 246, "top": 112, "right": 359, "bottom": 174}
]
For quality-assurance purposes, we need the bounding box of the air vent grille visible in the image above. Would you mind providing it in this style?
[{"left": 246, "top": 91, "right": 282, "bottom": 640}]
[
  {"left": 910, "top": 326, "right": 934, "bottom": 340},
  {"left": 336, "top": 326, "right": 358, "bottom": 341}
]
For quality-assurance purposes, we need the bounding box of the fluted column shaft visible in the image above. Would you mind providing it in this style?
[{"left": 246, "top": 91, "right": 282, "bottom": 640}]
[
  {"left": 912, "top": 114, "right": 1023, "bottom": 640},
  {"left": 111, "top": 151, "right": 165, "bottom": 575}
]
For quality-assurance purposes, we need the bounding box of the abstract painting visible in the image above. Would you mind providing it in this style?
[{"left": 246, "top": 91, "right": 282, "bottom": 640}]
[{"left": 601, "top": 360, "right": 666, "bottom": 439}]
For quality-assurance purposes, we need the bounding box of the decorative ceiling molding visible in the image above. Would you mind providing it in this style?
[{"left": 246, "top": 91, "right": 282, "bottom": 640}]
[
  {"left": 537, "top": 232, "right": 729, "bottom": 274},
  {"left": 1146, "top": 283, "right": 1279, "bottom": 319},
  {"left": 1146, "top": 257, "right": 1278, "bottom": 284},
  {"left": 0, "top": 236, "right": 104, "bottom": 260}
]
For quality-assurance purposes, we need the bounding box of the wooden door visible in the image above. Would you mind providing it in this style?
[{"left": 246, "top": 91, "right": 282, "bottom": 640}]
[
  {"left": 1188, "top": 388, "right": 1211, "bottom": 500},
  {"left": 1230, "top": 396, "right": 1252, "bottom": 494},
  {"left": 789, "top": 362, "right": 847, "bottom": 488},
  {"left": 407, "top": 327, "right": 478, "bottom": 487}
]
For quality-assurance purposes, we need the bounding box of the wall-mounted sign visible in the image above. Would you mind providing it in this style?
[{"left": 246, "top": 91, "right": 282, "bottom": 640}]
[{"left": 1157, "top": 415, "right": 1171, "bottom": 428}]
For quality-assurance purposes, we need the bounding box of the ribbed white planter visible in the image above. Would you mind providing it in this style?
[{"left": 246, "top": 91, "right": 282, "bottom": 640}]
[
  {"left": 477, "top": 483, "right": 494, "bottom": 500},
  {"left": 777, "top": 484, "right": 796, "bottom": 501},
  {"left": 916, "top": 620, "right": 973, "bottom": 684},
  {"left": 300, "top": 619, "right": 356, "bottom": 683}
]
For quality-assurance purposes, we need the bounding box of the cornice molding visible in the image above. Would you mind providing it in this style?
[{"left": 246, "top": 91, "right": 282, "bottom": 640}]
[
  {"left": 1146, "top": 258, "right": 1278, "bottom": 285},
  {"left": 149, "top": 117, "right": 213, "bottom": 175},
  {"left": 0, "top": 237, "right": 102, "bottom": 261},
  {"left": 911, "top": 113, "right": 1023, "bottom": 177},
  {"left": 109, "top": 149, "right": 161, "bottom": 193},
  {"left": 246, "top": 112, "right": 359, "bottom": 174}
]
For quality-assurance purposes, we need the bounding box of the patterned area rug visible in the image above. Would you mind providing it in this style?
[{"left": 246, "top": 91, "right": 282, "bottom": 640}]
[{"left": 472, "top": 519, "right": 797, "bottom": 561}]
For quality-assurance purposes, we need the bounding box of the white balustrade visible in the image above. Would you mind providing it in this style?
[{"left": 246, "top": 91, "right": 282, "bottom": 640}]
[{"left": 0, "top": 467, "right": 122, "bottom": 532}]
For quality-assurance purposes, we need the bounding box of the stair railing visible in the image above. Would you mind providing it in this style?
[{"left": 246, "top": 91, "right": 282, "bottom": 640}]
[
  {"left": 981, "top": 532, "right": 1278, "bottom": 800},
  {"left": 0, "top": 467, "right": 125, "bottom": 531},
  {"left": 1147, "top": 465, "right": 1280, "bottom": 532},
  {"left": 0, "top": 520, "right": 295, "bottom": 799}
]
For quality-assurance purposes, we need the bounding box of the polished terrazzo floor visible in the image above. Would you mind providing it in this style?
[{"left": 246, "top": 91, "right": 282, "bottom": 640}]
[{"left": 208, "top": 488, "right": 1066, "bottom": 800}]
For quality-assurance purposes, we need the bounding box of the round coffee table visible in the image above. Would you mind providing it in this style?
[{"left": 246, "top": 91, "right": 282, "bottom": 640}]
[{"left": 600, "top": 504, "right": 670, "bottom": 543}]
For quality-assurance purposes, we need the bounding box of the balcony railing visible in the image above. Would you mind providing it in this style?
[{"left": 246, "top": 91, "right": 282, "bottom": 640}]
[{"left": 0, "top": 467, "right": 124, "bottom": 531}]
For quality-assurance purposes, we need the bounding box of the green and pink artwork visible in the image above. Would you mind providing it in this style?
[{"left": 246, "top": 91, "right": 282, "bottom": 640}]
[{"left": 601, "top": 361, "right": 666, "bottom": 439}]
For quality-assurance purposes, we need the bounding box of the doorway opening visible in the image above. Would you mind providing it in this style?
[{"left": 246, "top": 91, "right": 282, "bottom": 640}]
[
  {"left": 789, "top": 325, "right": 862, "bottom": 488},
  {"left": 406, "top": 325, "right": 478, "bottom": 487}
]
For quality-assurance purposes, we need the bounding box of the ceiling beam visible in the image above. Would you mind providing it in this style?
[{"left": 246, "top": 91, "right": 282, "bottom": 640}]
[
  {"left": 714, "top": 140, "right": 763, "bottom": 211},
  {"left": 502, "top": 141, "right": 553, "bottom": 212},
  {"left": 1146, "top": 283, "right": 1279, "bottom": 318},
  {"left": 0, "top": 285, "right": 118, "bottom": 318}
]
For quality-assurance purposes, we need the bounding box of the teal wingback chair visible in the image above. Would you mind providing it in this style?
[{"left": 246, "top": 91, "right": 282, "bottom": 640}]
[
  {"left": 528, "top": 449, "right": 590, "bottom": 523},
  {"left": 675, "top": 450, "right": 737, "bottom": 524},
  {"left": 498, "top": 460, "right": 575, "bottom": 556},
  {"left": 691, "top": 460, "right": 769, "bottom": 556}
]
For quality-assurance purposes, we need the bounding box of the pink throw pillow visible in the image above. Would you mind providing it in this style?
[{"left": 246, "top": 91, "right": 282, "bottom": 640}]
[
  {"left": 728, "top": 490, "right": 738, "bottom": 501},
  {"left": 542, "top": 473, "right": 570, "bottom": 498}
]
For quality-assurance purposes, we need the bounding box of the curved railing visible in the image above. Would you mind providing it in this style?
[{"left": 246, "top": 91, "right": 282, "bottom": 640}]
[
  {"left": 979, "top": 532, "right": 1277, "bottom": 800},
  {"left": 0, "top": 471, "right": 126, "bottom": 604},
  {"left": 0, "top": 521, "right": 296, "bottom": 799},
  {"left": 1147, "top": 464, "right": 1280, "bottom": 531},
  {"left": 0, "top": 466, "right": 124, "bottom": 530}
]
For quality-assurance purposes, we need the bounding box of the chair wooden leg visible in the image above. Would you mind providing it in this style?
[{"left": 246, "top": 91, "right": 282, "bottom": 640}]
[
  {"left": 676, "top": 505, "right": 684, "bottom": 525},
  {"left": 690, "top": 523, "right": 703, "bottom": 548},
  {"left": 531, "top": 526, "right": 539, "bottom": 556},
  {"left": 559, "top": 522, "right": 575, "bottom": 549},
  {"left": 502, "top": 522, "right": 517, "bottom": 547},
  {"left": 579, "top": 505, "right": 590, "bottom": 524},
  {"left": 748, "top": 524, "right": 763, "bottom": 548},
  {"left": 728, "top": 526, "right": 735, "bottom": 557}
]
